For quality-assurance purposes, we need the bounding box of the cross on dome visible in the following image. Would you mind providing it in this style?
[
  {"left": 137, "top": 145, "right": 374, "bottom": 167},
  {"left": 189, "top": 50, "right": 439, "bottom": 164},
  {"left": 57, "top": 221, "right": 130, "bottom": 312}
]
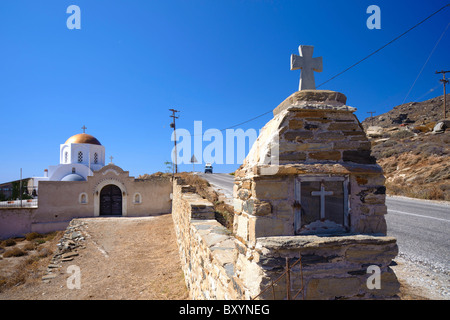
[
  {"left": 81, "top": 125, "right": 87, "bottom": 133},
  {"left": 291, "top": 45, "right": 323, "bottom": 91}
]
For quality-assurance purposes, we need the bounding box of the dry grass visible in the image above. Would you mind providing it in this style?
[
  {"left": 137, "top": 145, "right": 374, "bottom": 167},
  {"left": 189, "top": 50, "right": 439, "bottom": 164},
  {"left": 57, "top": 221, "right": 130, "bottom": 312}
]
[
  {"left": 386, "top": 181, "right": 450, "bottom": 201},
  {"left": 372, "top": 130, "right": 449, "bottom": 201},
  {"left": 176, "top": 172, "right": 235, "bottom": 231},
  {"left": 3, "top": 247, "right": 27, "bottom": 258},
  {"left": 0, "top": 231, "right": 60, "bottom": 292},
  {"left": 1, "top": 239, "right": 16, "bottom": 247}
]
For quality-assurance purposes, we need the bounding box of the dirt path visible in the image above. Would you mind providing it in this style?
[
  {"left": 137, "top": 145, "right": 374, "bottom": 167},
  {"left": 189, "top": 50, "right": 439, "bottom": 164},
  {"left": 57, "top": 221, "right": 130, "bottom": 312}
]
[{"left": 0, "top": 214, "right": 189, "bottom": 300}]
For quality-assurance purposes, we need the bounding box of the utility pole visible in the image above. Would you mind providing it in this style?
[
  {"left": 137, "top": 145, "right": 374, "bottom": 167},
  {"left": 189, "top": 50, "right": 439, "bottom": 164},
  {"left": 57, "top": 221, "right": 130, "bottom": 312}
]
[
  {"left": 19, "top": 168, "right": 22, "bottom": 208},
  {"left": 367, "top": 111, "right": 376, "bottom": 126},
  {"left": 435, "top": 70, "right": 449, "bottom": 119},
  {"left": 169, "top": 109, "right": 180, "bottom": 175}
]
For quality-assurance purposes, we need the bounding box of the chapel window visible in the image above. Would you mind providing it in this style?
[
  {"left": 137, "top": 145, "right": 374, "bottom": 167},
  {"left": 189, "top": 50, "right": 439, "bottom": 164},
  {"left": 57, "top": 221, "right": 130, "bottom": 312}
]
[
  {"left": 64, "top": 152, "right": 68, "bottom": 163},
  {"left": 294, "top": 176, "right": 349, "bottom": 235},
  {"left": 78, "top": 151, "right": 83, "bottom": 163},
  {"left": 134, "top": 193, "right": 141, "bottom": 204},
  {"left": 80, "top": 193, "right": 87, "bottom": 204},
  {"left": 94, "top": 153, "right": 98, "bottom": 164}
]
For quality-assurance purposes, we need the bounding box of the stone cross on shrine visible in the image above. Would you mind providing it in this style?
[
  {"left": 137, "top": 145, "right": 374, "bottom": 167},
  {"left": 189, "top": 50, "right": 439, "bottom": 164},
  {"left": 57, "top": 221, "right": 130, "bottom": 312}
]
[{"left": 291, "top": 45, "right": 323, "bottom": 91}]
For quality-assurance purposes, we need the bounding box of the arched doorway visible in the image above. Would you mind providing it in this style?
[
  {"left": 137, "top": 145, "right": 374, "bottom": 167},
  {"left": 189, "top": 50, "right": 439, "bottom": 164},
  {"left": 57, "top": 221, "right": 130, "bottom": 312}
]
[{"left": 100, "top": 184, "right": 123, "bottom": 216}]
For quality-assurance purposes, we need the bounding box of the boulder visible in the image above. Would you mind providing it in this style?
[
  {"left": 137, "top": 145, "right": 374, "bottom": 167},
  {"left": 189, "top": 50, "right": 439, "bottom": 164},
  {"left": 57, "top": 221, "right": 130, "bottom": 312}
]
[
  {"left": 366, "top": 126, "right": 383, "bottom": 138},
  {"left": 433, "top": 120, "right": 449, "bottom": 133}
]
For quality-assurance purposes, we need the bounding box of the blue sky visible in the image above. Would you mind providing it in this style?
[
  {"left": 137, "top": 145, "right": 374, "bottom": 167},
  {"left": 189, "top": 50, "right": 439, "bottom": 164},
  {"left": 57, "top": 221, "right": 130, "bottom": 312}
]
[{"left": 0, "top": 0, "right": 449, "bottom": 182}]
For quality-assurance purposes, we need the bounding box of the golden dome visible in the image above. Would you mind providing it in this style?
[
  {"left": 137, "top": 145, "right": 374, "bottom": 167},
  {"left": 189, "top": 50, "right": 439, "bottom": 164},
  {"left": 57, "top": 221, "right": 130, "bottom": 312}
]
[{"left": 65, "top": 133, "right": 102, "bottom": 145}]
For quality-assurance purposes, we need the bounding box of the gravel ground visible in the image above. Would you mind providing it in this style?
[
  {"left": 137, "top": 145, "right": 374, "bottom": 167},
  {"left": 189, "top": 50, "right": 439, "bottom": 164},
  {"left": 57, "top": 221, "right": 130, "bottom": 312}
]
[
  {"left": 0, "top": 214, "right": 189, "bottom": 300},
  {"left": 391, "top": 254, "right": 449, "bottom": 300}
]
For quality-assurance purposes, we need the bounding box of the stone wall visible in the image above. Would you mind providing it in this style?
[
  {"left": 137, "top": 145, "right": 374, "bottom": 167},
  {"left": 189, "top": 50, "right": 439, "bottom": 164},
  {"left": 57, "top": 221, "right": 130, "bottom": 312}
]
[
  {"left": 171, "top": 178, "right": 248, "bottom": 299},
  {"left": 0, "top": 165, "right": 173, "bottom": 239},
  {"left": 235, "top": 235, "right": 399, "bottom": 300},
  {"left": 0, "top": 208, "right": 35, "bottom": 240},
  {"left": 172, "top": 177, "right": 400, "bottom": 300}
]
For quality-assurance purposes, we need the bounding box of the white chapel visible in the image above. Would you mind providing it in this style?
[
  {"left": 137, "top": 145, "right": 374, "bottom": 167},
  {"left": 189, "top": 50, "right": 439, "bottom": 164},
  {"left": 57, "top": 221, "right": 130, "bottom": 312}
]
[
  {"left": 31, "top": 127, "right": 106, "bottom": 189},
  {"left": 1, "top": 127, "right": 173, "bottom": 239}
]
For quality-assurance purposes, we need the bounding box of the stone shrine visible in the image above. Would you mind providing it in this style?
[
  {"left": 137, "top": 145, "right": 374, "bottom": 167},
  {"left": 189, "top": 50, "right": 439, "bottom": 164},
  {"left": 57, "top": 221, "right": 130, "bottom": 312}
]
[
  {"left": 231, "top": 46, "right": 400, "bottom": 299},
  {"left": 233, "top": 89, "right": 389, "bottom": 241}
]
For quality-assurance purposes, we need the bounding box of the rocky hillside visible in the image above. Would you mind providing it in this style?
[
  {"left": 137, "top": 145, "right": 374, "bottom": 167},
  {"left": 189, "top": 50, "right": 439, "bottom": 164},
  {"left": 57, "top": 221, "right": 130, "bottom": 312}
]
[
  {"left": 361, "top": 94, "right": 449, "bottom": 130},
  {"left": 361, "top": 94, "right": 450, "bottom": 201}
]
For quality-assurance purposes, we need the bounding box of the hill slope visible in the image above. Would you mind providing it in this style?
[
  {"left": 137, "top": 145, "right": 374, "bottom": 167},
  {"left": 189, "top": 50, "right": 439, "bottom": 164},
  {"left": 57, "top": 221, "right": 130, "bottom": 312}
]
[{"left": 361, "top": 94, "right": 450, "bottom": 201}]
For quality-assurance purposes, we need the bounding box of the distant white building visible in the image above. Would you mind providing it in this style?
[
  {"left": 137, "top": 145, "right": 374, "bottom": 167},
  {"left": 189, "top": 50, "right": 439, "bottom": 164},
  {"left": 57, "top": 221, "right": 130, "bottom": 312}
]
[
  {"left": 0, "top": 127, "right": 173, "bottom": 239},
  {"left": 30, "top": 130, "right": 106, "bottom": 192}
]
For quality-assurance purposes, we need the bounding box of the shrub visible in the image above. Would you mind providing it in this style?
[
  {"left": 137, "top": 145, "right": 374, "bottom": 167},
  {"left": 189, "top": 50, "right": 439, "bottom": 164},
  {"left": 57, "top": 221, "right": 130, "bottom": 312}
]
[
  {"left": 382, "top": 140, "right": 398, "bottom": 148},
  {"left": 25, "top": 232, "right": 42, "bottom": 241},
  {"left": 391, "top": 130, "right": 414, "bottom": 139},
  {"left": 425, "top": 122, "right": 436, "bottom": 131},
  {"left": 414, "top": 125, "right": 431, "bottom": 133},
  {"left": 37, "top": 247, "right": 52, "bottom": 258},
  {"left": 23, "top": 243, "right": 36, "bottom": 251},
  {"left": 2, "top": 239, "right": 16, "bottom": 247},
  {"left": 3, "top": 247, "right": 26, "bottom": 258},
  {"left": 381, "top": 148, "right": 397, "bottom": 158}
]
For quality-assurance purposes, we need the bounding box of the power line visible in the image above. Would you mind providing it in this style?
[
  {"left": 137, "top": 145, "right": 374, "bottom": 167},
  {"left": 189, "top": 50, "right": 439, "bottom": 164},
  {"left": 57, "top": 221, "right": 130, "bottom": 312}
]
[
  {"left": 402, "top": 22, "right": 450, "bottom": 104},
  {"left": 414, "top": 83, "right": 441, "bottom": 101},
  {"left": 316, "top": 4, "right": 450, "bottom": 89},
  {"left": 197, "top": 4, "right": 450, "bottom": 136},
  {"left": 221, "top": 110, "right": 274, "bottom": 130},
  {"left": 192, "top": 110, "right": 273, "bottom": 137}
]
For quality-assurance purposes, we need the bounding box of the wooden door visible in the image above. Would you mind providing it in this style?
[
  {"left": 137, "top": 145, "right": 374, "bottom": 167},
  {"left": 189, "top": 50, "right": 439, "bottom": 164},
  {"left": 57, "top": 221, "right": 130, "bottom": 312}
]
[{"left": 100, "top": 184, "right": 122, "bottom": 216}]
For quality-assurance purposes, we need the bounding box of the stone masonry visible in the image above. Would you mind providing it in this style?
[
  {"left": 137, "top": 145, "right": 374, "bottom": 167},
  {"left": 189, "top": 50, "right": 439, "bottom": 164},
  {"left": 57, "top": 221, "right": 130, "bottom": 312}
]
[
  {"left": 172, "top": 90, "right": 400, "bottom": 299},
  {"left": 233, "top": 90, "right": 389, "bottom": 242},
  {"left": 231, "top": 89, "right": 400, "bottom": 299},
  {"left": 171, "top": 179, "right": 247, "bottom": 299}
]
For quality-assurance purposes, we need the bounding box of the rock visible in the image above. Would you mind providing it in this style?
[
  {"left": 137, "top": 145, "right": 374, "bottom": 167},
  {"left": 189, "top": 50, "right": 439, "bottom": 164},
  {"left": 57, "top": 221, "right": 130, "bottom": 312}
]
[
  {"left": 433, "top": 121, "right": 448, "bottom": 133},
  {"left": 61, "top": 257, "right": 74, "bottom": 262},
  {"left": 71, "top": 231, "right": 82, "bottom": 239},
  {"left": 273, "top": 90, "right": 352, "bottom": 116},
  {"left": 42, "top": 274, "right": 57, "bottom": 281},
  {"left": 343, "top": 150, "right": 377, "bottom": 164},
  {"left": 308, "top": 151, "right": 341, "bottom": 161},
  {"left": 62, "top": 252, "right": 79, "bottom": 259},
  {"left": 366, "top": 126, "right": 383, "bottom": 138}
]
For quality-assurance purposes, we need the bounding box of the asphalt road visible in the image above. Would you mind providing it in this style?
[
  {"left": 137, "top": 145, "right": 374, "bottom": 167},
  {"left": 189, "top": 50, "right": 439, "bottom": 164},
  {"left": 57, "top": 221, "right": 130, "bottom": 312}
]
[
  {"left": 199, "top": 172, "right": 450, "bottom": 274},
  {"left": 385, "top": 196, "right": 450, "bottom": 274},
  {"left": 198, "top": 172, "right": 235, "bottom": 203}
]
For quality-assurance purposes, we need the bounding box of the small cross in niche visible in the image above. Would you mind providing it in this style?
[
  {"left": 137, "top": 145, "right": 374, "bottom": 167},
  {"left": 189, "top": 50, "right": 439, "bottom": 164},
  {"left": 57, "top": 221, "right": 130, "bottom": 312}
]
[{"left": 311, "top": 181, "right": 334, "bottom": 219}]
